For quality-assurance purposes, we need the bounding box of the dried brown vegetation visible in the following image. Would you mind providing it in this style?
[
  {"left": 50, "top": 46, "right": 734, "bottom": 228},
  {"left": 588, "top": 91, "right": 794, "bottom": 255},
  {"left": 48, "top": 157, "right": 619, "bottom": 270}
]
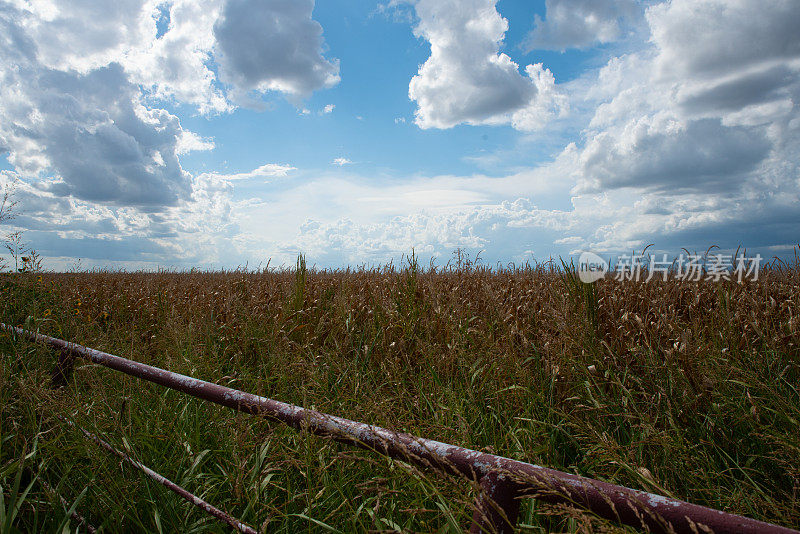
[{"left": 1, "top": 252, "right": 799, "bottom": 532}]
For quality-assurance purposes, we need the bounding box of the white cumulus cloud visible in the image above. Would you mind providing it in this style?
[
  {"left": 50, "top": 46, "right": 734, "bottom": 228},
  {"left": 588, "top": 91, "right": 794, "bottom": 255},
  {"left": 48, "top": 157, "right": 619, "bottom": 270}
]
[
  {"left": 524, "top": 0, "right": 641, "bottom": 51},
  {"left": 213, "top": 0, "right": 340, "bottom": 101},
  {"left": 0, "top": 59, "right": 192, "bottom": 207},
  {"left": 408, "top": 0, "right": 566, "bottom": 131},
  {"left": 0, "top": 0, "right": 342, "bottom": 267},
  {"left": 563, "top": 0, "right": 800, "bottom": 253}
]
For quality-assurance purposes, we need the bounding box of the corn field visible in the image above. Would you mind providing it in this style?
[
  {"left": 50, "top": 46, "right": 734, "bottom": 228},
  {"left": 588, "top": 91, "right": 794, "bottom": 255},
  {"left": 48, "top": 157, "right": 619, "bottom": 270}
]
[{"left": 1, "top": 252, "right": 799, "bottom": 532}]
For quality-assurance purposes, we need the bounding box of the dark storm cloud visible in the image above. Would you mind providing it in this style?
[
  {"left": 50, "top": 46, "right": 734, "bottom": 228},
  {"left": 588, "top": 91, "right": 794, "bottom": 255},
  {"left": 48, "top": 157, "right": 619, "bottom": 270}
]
[
  {"left": 679, "top": 65, "right": 796, "bottom": 114},
  {"left": 1, "top": 61, "right": 191, "bottom": 207},
  {"left": 26, "top": 231, "right": 176, "bottom": 261},
  {"left": 582, "top": 119, "right": 771, "bottom": 193},
  {"left": 650, "top": 0, "right": 800, "bottom": 77},
  {"left": 627, "top": 202, "right": 800, "bottom": 258}
]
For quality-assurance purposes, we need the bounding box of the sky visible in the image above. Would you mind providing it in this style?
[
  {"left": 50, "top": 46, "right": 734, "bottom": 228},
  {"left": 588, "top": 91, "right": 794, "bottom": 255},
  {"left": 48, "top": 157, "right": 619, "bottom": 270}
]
[{"left": 0, "top": 0, "right": 798, "bottom": 270}]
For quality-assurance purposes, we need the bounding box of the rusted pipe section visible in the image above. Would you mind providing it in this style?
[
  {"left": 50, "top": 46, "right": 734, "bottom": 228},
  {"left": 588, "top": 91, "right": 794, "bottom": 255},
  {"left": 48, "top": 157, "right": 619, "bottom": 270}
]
[
  {"left": 5, "top": 324, "right": 799, "bottom": 534},
  {"left": 469, "top": 472, "right": 521, "bottom": 534},
  {"left": 50, "top": 348, "right": 75, "bottom": 388},
  {"left": 37, "top": 476, "right": 98, "bottom": 533},
  {"left": 57, "top": 417, "right": 257, "bottom": 534}
]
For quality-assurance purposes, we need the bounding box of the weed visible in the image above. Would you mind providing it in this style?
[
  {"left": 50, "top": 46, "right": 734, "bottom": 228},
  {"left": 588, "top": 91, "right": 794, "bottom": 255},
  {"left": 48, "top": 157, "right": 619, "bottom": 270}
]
[{"left": 1, "top": 250, "right": 799, "bottom": 531}]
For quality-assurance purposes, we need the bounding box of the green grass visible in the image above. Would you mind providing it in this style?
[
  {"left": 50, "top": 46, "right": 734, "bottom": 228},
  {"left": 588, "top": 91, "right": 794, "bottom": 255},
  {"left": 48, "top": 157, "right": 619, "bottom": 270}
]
[{"left": 1, "top": 256, "right": 799, "bottom": 532}]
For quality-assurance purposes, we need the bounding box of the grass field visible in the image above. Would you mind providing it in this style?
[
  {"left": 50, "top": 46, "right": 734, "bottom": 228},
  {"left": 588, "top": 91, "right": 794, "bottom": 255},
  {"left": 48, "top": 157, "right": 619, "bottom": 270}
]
[{"left": 1, "top": 253, "right": 799, "bottom": 532}]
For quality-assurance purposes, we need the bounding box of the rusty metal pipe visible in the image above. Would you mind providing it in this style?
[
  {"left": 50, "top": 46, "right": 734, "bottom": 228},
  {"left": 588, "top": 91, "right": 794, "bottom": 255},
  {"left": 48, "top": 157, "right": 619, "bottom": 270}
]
[
  {"left": 4, "top": 324, "right": 798, "bottom": 534},
  {"left": 469, "top": 472, "right": 521, "bottom": 534},
  {"left": 36, "top": 476, "right": 98, "bottom": 534},
  {"left": 50, "top": 348, "right": 75, "bottom": 388},
  {"left": 58, "top": 417, "right": 257, "bottom": 534}
]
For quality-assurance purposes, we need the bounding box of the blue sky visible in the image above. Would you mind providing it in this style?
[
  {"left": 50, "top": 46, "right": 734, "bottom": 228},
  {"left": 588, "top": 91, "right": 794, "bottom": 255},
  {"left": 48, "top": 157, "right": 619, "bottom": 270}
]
[{"left": 1, "top": 0, "right": 798, "bottom": 269}]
